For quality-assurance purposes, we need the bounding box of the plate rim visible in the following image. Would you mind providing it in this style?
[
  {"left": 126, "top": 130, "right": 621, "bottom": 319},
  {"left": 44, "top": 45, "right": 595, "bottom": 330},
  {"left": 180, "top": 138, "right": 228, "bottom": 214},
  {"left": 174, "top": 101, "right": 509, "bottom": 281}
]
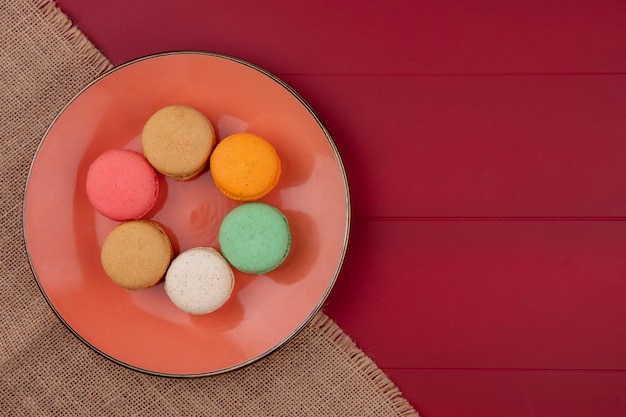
[{"left": 22, "top": 50, "right": 352, "bottom": 377}]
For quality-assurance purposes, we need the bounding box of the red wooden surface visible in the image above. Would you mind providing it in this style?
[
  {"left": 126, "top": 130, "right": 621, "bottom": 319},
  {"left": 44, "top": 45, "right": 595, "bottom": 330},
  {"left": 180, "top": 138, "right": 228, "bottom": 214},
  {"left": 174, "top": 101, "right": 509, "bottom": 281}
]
[{"left": 53, "top": 0, "right": 626, "bottom": 415}]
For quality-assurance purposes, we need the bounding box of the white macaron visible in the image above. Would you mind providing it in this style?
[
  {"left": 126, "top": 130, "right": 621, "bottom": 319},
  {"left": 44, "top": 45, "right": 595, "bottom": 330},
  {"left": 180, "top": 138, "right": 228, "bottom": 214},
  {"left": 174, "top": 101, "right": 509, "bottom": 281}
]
[{"left": 164, "top": 247, "right": 234, "bottom": 315}]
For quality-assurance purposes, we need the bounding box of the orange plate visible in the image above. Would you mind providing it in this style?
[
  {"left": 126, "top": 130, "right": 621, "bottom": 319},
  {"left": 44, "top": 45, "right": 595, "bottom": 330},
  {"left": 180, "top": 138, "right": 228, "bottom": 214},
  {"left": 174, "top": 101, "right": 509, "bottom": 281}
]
[{"left": 23, "top": 52, "right": 350, "bottom": 376}]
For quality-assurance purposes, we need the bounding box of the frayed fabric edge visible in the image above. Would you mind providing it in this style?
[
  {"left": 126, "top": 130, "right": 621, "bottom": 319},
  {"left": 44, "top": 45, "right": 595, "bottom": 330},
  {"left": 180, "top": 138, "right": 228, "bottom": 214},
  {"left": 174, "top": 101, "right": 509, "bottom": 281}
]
[
  {"left": 312, "top": 311, "right": 420, "bottom": 417},
  {"left": 31, "top": 0, "right": 113, "bottom": 74}
]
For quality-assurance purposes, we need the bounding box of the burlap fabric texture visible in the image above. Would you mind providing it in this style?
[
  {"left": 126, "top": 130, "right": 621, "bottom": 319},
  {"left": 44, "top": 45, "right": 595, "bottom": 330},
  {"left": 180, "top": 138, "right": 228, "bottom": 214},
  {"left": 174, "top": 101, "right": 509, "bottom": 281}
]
[{"left": 0, "top": 0, "right": 419, "bottom": 415}]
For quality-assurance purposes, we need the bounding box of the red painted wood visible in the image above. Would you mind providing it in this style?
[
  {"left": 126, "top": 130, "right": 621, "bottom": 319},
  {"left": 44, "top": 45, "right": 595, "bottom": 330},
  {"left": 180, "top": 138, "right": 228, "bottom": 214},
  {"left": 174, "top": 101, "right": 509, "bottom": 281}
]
[
  {"left": 325, "top": 219, "right": 626, "bottom": 369},
  {"left": 51, "top": 0, "right": 626, "bottom": 415},
  {"left": 57, "top": 0, "right": 626, "bottom": 74},
  {"left": 281, "top": 74, "right": 626, "bottom": 217},
  {"left": 385, "top": 368, "right": 626, "bottom": 417}
]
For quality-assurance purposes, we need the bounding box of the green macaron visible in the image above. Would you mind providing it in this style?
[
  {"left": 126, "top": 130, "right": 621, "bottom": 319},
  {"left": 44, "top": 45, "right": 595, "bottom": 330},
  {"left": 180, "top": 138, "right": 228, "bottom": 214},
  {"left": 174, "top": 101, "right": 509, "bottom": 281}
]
[{"left": 218, "top": 202, "right": 291, "bottom": 274}]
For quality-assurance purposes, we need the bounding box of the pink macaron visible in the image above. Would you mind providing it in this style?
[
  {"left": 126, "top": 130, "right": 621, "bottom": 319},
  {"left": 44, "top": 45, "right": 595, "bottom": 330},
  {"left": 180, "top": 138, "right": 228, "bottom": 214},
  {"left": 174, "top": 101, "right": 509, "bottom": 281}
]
[{"left": 86, "top": 149, "right": 159, "bottom": 221}]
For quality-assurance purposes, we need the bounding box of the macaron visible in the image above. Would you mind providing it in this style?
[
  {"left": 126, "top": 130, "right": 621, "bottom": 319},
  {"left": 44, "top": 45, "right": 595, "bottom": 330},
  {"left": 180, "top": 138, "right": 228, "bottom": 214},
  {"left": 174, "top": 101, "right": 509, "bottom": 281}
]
[
  {"left": 141, "top": 105, "right": 216, "bottom": 180},
  {"left": 86, "top": 149, "right": 159, "bottom": 221},
  {"left": 209, "top": 132, "right": 281, "bottom": 201},
  {"left": 164, "top": 247, "right": 235, "bottom": 315},
  {"left": 218, "top": 202, "right": 291, "bottom": 274},
  {"left": 100, "top": 220, "right": 173, "bottom": 290}
]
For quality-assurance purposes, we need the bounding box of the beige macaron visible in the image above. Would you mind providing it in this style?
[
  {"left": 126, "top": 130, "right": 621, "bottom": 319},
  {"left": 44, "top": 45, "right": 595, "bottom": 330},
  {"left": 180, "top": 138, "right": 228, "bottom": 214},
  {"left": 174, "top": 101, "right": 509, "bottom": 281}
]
[
  {"left": 100, "top": 220, "right": 173, "bottom": 290},
  {"left": 142, "top": 105, "right": 216, "bottom": 180},
  {"left": 164, "top": 247, "right": 235, "bottom": 315}
]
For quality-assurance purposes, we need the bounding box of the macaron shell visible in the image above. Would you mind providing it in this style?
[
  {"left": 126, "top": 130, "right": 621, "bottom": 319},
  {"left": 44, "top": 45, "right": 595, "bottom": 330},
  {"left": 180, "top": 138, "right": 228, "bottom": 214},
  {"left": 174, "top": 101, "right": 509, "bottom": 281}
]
[
  {"left": 141, "top": 105, "right": 215, "bottom": 180},
  {"left": 100, "top": 220, "right": 173, "bottom": 290},
  {"left": 164, "top": 247, "right": 235, "bottom": 315},
  {"left": 209, "top": 133, "right": 281, "bottom": 201},
  {"left": 86, "top": 149, "right": 159, "bottom": 221},
  {"left": 218, "top": 202, "right": 291, "bottom": 274}
]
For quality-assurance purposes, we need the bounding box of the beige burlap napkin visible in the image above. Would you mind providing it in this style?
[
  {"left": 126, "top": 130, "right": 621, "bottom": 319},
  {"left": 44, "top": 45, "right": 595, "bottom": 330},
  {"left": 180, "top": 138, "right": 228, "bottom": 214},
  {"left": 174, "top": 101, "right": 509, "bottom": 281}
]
[{"left": 0, "top": 1, "right": 418, "bottom": 415}]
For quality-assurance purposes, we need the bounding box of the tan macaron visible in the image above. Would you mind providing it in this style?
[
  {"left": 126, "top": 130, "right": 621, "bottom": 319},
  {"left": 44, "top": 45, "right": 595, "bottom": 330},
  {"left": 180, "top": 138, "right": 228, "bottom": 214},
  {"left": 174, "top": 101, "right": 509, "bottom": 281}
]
[
  {"left": 100, "top": 220, "right": 173, "bottom": 290},
  {"left": 142, "top": 105, "right": 216, "bottom": 180}
]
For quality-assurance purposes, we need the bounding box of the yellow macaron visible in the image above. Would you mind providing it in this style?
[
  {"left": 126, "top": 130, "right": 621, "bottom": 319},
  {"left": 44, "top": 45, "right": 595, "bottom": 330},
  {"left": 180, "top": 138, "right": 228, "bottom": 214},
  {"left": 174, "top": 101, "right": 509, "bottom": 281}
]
[{"left": 209, "top": 132, "right": 281, "bottom": 201}]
